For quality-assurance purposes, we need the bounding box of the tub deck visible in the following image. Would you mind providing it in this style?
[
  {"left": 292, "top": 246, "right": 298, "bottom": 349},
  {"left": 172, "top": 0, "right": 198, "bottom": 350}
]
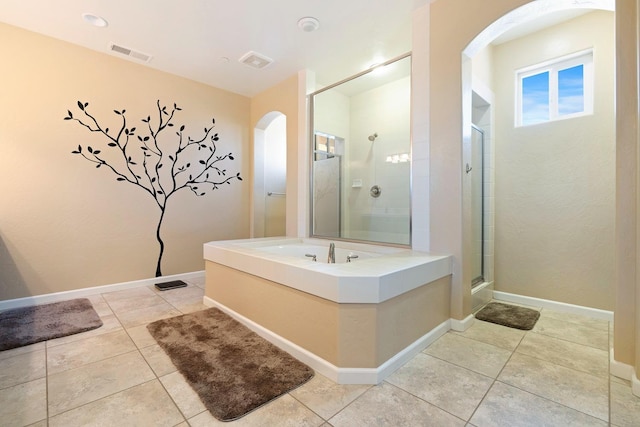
[
  {"left": 203, "top": 237, "right": 452, "bottom": 303},
  {"left": 203, "top": 237, "right": 453, "bottom": 384}
]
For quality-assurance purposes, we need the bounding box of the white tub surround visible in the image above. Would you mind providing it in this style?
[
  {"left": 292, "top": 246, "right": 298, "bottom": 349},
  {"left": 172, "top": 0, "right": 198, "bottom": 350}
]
[
  {"left": 203, "top": 237, "right": 453, "bottom": 384},
  {"left": 203, "top": 237, "right": 452, "bottom": 304}
]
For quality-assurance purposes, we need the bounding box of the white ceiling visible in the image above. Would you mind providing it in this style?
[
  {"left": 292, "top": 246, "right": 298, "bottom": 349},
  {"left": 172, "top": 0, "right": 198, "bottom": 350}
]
[
  {"left": 0, "top": 0, "right": 428, "bottom": 97},
  {"left": 0, "top": 1, "right": 612, "bottom": 98}
]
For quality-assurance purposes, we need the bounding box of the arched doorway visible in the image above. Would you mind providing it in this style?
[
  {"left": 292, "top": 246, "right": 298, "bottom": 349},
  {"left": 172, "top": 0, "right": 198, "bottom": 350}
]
[
  {"left": 462, "top": 1, "right": 615, "bottom": 310},
  {"left": 253, "top": 112, "right": 287, "bottom": 237}
]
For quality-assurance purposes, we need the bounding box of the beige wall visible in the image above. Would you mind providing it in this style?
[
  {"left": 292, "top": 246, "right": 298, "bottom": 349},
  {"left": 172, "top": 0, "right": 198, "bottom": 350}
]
[
  {"left": 429, "top": 0, "right": 530, "bottom": 319},
  {"left": 0, "top": 23, "right": 250, "bottom": 300},
  {"left": 492, "top": 11, "right": 615, "bottom": 309}
]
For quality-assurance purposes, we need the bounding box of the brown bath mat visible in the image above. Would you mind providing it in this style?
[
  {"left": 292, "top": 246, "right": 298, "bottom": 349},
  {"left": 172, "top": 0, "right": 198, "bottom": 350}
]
[
  {"left": 147, "top": 307, "right": 314, "bottom": 421},
  {"left": 475, "top": 302, "right": 540, "bottom": 330},
  {"left": 0, "top": 298, "right": 103, "bottom": 351}
]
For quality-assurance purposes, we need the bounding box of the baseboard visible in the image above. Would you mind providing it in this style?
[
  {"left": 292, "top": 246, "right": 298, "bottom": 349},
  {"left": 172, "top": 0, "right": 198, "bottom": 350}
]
[
  {"left": 203, "top": 296, "right": 450, "bottom": 384},
  {"left": 610, "top": 349, "right": 634, "bottom": 379},
  {"left": 0, "top": 271, "right": 205, "bottom": 311},
  {"left": 450, "top": 314, "right": 475, "bottom": 331},
  {"left": 633, "top": 373, "right": 640, "bottom": 397},
  {"left": 492, "top": 291, "right": 613, "bottom": 321},
  {"left": 610, "top": 350, "right": 640, "bottom": 398}
]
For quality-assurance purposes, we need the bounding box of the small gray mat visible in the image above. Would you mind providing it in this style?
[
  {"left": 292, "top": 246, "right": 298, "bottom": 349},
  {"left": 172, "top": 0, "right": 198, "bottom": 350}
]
[
  {"left": 0, "top": 298, "right": 103, "bottom": 351},
  {"left": 475, "top": 302, "right": 540, "bottom": 330}
]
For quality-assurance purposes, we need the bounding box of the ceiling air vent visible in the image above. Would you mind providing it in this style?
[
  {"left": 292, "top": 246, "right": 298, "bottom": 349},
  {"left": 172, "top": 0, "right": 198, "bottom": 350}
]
[
  {"left": 238, "top": 51, "right": 273, "bottom": 69},
  {"left": 109, "top": 43, "right": 153, "bottom": 63}
]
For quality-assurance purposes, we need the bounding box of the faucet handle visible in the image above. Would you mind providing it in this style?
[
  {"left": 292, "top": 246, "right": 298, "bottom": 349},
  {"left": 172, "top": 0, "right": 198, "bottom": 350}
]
[
  {"left": 347, "top": 254, "right": 359, "bottom": 263},
  {"left": 305, "top": 253, "right": 317, "bottom": 262}
]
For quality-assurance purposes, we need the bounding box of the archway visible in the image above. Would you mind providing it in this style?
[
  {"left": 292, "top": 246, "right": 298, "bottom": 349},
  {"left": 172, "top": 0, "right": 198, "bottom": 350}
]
[
  {"left": 252, "top": 111, "right": 287, "bottom": 237},
  {"left": 461, "top": 0, "right": 616, "bottom": 312}
]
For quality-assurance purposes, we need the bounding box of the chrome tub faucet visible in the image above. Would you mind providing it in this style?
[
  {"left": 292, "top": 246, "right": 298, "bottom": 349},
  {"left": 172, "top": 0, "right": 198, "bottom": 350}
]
[{"left": 328, "top": 242, "right": 335, "bottom": 263}]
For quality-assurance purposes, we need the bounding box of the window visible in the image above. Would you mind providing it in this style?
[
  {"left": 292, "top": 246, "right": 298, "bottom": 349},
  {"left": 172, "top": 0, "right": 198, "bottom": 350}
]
[{"left": 516, "top": 50, "right": 593, "bottom": 127}]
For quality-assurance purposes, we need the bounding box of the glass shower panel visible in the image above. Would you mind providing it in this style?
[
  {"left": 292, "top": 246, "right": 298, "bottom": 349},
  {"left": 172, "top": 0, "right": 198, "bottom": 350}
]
[{"left": 471, "top": 125, "right": 484, "bottom": 285}]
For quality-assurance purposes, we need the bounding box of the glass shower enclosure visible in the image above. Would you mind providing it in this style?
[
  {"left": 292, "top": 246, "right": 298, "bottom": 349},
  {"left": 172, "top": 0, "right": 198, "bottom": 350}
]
[{"left": 309, "top": 54, "right": 412, "bottom": 246}]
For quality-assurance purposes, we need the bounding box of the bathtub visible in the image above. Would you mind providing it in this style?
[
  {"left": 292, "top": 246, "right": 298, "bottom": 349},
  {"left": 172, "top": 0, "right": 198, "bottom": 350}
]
[{"left": 203, "top": 237, "right": 453, "bottom": 384}]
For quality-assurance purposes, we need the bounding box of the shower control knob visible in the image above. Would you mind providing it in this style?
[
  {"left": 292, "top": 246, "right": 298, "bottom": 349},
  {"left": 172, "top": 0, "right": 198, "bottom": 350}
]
[{"left": 370, "top": 185, "right": 381, "bottom": 198}]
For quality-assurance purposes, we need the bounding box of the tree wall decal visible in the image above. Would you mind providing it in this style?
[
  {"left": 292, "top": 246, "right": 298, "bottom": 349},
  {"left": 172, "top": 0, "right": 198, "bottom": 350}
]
[{"left": 65, "top": 100, "right": 242, "bottom": 277}]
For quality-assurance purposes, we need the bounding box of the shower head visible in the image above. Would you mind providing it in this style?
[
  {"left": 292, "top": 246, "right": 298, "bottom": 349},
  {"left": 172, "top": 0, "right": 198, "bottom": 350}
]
[{"left": 368, "top": 133, "right": 378, "bottom": 142}]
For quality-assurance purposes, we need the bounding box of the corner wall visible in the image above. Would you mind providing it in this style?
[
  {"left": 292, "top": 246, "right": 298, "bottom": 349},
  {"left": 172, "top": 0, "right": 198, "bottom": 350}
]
[
  {"left": 428, "top": 0, "right": 530, "bottom": 319},
  {"left": 0, "top": 23, "right": 251, "bottom": 300}
]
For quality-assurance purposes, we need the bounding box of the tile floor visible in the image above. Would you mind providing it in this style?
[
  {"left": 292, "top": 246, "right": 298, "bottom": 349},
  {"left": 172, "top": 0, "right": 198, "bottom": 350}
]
[{"left": 1, "top": 278, "right": 639, "bottom": 426}]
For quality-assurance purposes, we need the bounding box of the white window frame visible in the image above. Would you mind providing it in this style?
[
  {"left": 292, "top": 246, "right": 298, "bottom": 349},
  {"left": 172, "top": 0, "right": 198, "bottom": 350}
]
[{"left": 516, "top": 49, "right": 594, "bottom": 127}]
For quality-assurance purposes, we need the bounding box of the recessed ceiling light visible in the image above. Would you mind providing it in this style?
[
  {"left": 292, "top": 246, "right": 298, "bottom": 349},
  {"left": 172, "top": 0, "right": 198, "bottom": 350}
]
[
  {"left": 82, "top": 13, "right": 108, "bottom": 28},
  {"left": 297, "top": 17, "right": 320, "bottom": 32}
]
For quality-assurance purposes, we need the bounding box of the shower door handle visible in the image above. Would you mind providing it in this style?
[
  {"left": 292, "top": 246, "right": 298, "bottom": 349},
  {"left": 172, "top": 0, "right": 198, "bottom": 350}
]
[{"left": 465, "top": 163, "right": 473, "bottom": 174}]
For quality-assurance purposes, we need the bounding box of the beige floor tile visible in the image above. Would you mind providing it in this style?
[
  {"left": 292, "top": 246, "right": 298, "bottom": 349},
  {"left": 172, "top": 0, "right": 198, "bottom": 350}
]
[
  {"left": 140, "top": 344, "right": 177, "bottom": 376},
  {"left": 45, "top": 313, "right": 123, "bottom": 348},
  {"left": 85, "top": 294, "right": 114, "bottom": 317},
  {"left": 160, "top": 371, "right": 206, "bottom": 419},
  {"left": 386, "top": 353, "right": 493, "bottom": 420},
  {"left": 177, "top": 302, "right": 209, "bottom": 314},
  {"left": 155, "top": 283, "right": 204, "bottom": 302},
  {"left": 0, "top": 378, "right": 47, "bottom": 427},
  {"left": 49, "top": 379, "right": 184, "bottom": 427},
  {"left": 103, "top": 286, "right": 170, "bottom": 316},
  {"left": 0, "top": 342, "right": 45, "bottom": 361},
  {"left": 611, "top": 375, "right": 632, "bottom": 386},
  {"left": 498, "top": 353, "right": 608, "bottom": 421},
  {"left": 113, "top": 301, "right": 182, "bottom": 328},
  {"left": 289, "top": 373, "right": 371, "bottom": 419},
  {"left": 539, "top": 309, "right": 610, "bottom": 332},
  {"left": 610, "top": 379, "right": 640, "bottom": 426},
  {"left": 47, "top": 329, "right": 136, "bottom": 374},
  {"left": 188, "top": 394, "right": 324, "bottom": 426},
  {"left": 126, "top": 324, "right": 159, "bottom": 349},
  {"left": 532, "top": 316, "right": 608, "bottom": 350},
  {"left": 470, "top": 381, "right": 608, "bottom": 427},
  {"left": 156, "top": 285, "right": 206, "bottom": 312},
  {"left": 25, "top": 420, "right": 47, "bottom": 427},
  {"left": 516, "top": 332, "right": 609, "bottom": 377},
  {"left": 489, "top": 299, "right": 542, "bottom": 311},
  {"left": 451, "top": 319, "right": 526, "bottom": 350},
  {"left": 184, "top": 276, "right": 206, "bottom": 288},
  {"left": 48, "top": 350, "right": 155, "bottom": 416},
  {"left": 0, "top": 349, "right": 46, "bottom": 389},
  {"left": 329, "top": 382, "right": 465, "bottom": 426},
  {"left": 425, "top": 332, "right": 512, "bottom": 378}
]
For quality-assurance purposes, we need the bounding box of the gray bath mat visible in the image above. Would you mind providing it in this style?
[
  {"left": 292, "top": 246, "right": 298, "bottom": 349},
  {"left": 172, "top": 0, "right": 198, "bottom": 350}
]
[
  {"left": 475, "top": 302, "right": 540, "bottom": 330},
  {"left": 147, "top": 307, "right": 314, "bottom": 421},
  {"left": 0, "top": 298, "right": 103, "bottom": 351}
]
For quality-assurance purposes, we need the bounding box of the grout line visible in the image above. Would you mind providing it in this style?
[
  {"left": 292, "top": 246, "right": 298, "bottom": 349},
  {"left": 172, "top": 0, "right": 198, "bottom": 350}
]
[
  {"left": 383, "top": 380, "right": 468, "bottom": 423},
  {"left": 45, "top": 342, "right": 50, "bottom": 427}
]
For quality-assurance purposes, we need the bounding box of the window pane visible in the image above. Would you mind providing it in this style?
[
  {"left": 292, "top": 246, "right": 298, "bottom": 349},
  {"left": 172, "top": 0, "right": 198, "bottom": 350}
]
[
  {"left": 522, "top": 71, "right": 549, "bottom": 125},
  {"left": 558, "top": 64, "right": 584, "bottom": 115}
]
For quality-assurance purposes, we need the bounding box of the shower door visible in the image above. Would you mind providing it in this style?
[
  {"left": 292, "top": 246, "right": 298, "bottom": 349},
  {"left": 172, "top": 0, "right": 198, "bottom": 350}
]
[{"left": 471, "top": 125, "right": 484, "bottom": 286}]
